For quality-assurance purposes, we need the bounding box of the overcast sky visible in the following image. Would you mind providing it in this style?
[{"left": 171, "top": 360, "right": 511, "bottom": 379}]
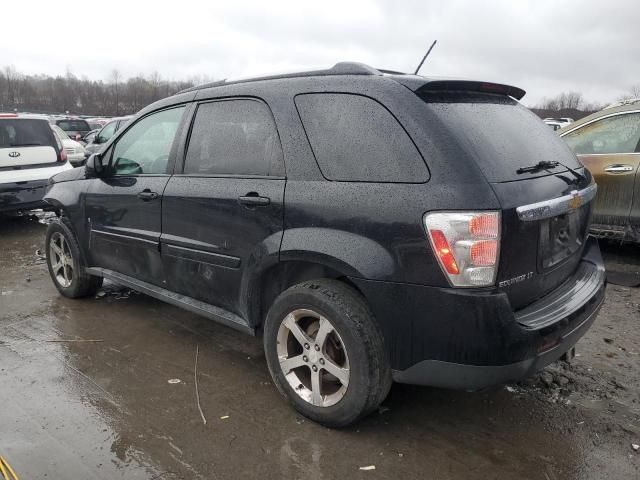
[{"left": 3, "top": 0, "right": 638, "bottom": 106}]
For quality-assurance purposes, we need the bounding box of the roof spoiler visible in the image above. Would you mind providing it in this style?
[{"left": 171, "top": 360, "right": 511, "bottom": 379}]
[{"left": 414, "top": 79, "right": 526, "bottom": 100}]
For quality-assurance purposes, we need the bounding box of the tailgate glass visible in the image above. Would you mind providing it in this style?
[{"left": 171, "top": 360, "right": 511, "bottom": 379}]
[{"left": 418, "top": 92, "right": 582, "bottom": 183}]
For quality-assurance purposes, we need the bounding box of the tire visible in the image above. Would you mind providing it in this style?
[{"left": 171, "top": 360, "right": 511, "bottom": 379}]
[
  {"left": 45, "top": 218, "right": 102, "bottom": 298},
  {"left": 264, "top": 279, "right": 392, "bottom": 427}
]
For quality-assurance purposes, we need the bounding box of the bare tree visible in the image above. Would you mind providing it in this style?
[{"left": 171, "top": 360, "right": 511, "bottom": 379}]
[
  {"left": 617, "top": 85, "right": 640, "bottom": 101},
  {"left": 0, "top": 65, "right": 215, "bottom": 115}
]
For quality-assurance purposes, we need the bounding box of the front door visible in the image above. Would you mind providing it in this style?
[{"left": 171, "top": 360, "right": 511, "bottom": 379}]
[
  {"left": 85, "top": 106, "right": 186, "bottom": 285},
  {"left": 161, "top": 98, "right": 286, "bottom": 318},
  {"left": 563, "top": 111, "right": 640, "bottom": 229}
]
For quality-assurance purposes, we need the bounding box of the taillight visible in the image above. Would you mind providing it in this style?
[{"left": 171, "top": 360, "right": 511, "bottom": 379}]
[
  {"left": 424, "top": 211, "right": 501, "bottom": 287},
  {"left": 59, "top": 149, "right": 68, "bottom": 163}
]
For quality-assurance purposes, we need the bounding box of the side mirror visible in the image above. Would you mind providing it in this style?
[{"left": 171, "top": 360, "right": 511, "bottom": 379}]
[{"left": 85, "top": 153, "right": 103, "bottom": 177}]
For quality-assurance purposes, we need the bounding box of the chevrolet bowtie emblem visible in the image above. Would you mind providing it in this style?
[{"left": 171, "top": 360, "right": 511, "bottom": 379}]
[{"left": 568, "top": 192, "right": 582, "bottom": 210}]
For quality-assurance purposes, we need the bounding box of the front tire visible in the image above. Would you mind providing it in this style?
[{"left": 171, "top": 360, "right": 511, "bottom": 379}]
[
  {"left": 264, "top": 279, "right": 391, "bottom": 427},
  {"left": 46, "top": 219, "right": 102, "bottom": 298}
]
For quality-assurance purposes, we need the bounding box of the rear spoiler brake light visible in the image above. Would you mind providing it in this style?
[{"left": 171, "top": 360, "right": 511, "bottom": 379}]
[{"left": 416, "top": 80, "right": 526, "bottom": 100}]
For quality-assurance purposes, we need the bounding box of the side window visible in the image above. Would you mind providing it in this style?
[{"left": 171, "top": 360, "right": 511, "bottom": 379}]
[
  {"left": 96, "top": 121, "right": 116, "bottom": 144},
  {"left": 184, "top": 99, "right": 284, "bottom": 176},
  {"left": 111, "top": 107, "right": 185, "bottom": 175},
  {"left": 295, "top": 93, "right": 428, "bottom": 182},
  {"left": 564, "top": 113, "right": 640, "bottom": 155}
]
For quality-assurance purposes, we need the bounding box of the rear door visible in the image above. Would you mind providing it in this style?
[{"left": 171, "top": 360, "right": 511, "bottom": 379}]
[
  {"left": 161, "top": 98, "right": 285, "bottom": 318},
  {"left": 85, "top": 106, "right": 186, "bottom": 285},
  {"left": 561, "top": 111, "right": 640, "bottom": 231}
]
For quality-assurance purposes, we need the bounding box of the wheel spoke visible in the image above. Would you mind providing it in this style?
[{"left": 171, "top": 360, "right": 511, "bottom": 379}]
[
  {"left": 51, "top": 260, "right": 63, "bottom": 273},
  {"left": 52, "top": 242, "right": 63, "bottom": 257},
  {"left": 322, "top": 358, "right": 349, "bottom": 385},
  {"left": 284, "top": 314, "right": 312, "bottom": 347},
  {"left": 63, "top": 265, "right": 72, "bottom": 284},
  {"left": 310, "top": 368, "right": 322, "bottom": 406},
  {"left": 314, "top": 316, "right": 334, "bottom": 349},
  {"left": 279, "top": 354, "right": 307, "bottom": 374}
]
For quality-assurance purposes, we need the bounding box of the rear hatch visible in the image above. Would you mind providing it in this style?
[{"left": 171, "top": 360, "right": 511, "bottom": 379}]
[
  {"left": 416, "top": 87, "right": 594, "bottom": 310},
  {"left": 1, "top": 118, "right": 60, "bottom": 169}
]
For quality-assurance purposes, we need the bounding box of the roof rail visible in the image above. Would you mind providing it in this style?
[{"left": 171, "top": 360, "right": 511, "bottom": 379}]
[{"left": 177, "top": 62, "right": 383, "bottom": 94}]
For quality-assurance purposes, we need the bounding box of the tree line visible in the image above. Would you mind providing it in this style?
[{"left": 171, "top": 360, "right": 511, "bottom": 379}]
[
  {"left": 532, "top": 87, "right": 640, "bottom": 121},
  {"left": 2, "top": 65, "right": 639, "bottom": 120},
  {"left": 0, "top": 66, "right": 215, "bottom": 117}
]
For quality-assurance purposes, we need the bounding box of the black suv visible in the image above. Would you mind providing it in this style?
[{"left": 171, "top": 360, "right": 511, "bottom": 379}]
[{"left": 43, "top": 63, "right": 605, "bottom": 427}]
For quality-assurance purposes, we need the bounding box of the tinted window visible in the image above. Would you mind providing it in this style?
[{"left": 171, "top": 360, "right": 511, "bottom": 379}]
[
  {"left": 419, "top": 92, "right": 582, "bottom": 183},
  {"left": 184, "top": 99, "right": 283, "bottom": 176},
  {"left": 56, "top": 120, "right": 90, "bottom": 131},
  {"left": 295, "top": 93, "right": 427, "bottom": 183},
  {"left": 563, "top": 113, "right": 640, "bottom": 155},
  {"left": 110, "top": 107, "right": 185, "bottom": 175},
  {"left": 0, "top": 119, "right": 56, "bottom": 148}
]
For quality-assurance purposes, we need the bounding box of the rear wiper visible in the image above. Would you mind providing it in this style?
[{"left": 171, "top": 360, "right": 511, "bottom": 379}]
[
  {"left": 517, "top": 160, "right": 559, "bottom": 174},
  {"left": 517, "top": 160, "right": 586, "bottom": 182},
  {"left": 555, "top": 160, "right": 587, "bottom": 182}
]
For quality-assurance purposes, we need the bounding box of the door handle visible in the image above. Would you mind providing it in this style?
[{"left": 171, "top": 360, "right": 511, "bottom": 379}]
[
  {"left": 238, "top": 192, "right": 270, "bottom": 207},
  {"left": 138, "top": 189, "right": 159, "bottom": 201},
  {"left": 604, "top": 164, "right": 634, "bottom": 174}
]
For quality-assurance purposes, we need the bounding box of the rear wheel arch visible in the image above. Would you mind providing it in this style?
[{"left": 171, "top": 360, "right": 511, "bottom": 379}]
[{"left": 248, "top": 259, "right": 366, "bottom": 330}]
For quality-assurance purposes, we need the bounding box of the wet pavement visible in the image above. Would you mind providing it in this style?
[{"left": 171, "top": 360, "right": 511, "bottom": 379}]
[{"left": 1, "top": 213, "right": 639, "bottom": 479}]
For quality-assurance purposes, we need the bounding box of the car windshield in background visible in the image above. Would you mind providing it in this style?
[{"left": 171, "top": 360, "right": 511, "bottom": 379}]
[
  {"left": 0, "top": 119, "right": 54, "bottom": 148},
  {"left": 418, "top": 92, "right": 582, "bottom": 183},
  {"left": 57, "top": 120, "right": 90, "bottom": 131}
]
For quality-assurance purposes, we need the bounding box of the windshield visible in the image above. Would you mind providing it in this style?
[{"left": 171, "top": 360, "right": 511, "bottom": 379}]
[
  {"left": 0, "top": 119, "right": 56, "bottom": 148},
  {"left": 418, "top": 92, "right": 582, "bottom": 182},
  {"left": 57, "top": 119, "right": 90, "bottom": 131}
]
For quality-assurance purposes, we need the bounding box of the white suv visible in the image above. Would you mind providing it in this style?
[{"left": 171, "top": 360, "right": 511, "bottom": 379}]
[{"left": 0, "top": 114, "right": 73, "bottom": 214}]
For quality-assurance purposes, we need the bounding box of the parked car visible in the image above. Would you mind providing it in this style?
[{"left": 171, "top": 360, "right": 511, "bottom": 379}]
[
  {"left": 0, "top": 114, "right": 72, "bottom": 213},
  {"left": 85, "top": 118, "right": 110, "bottom": 130},
  {"left": 51, "top": 125, "right": 86, "bottom": 167},
  {"left": 544, "top": 117, "right": 573, "bottom": 125},
  {"left": 54, "top": 118, "right": 92, "bottom": 141},
  {"left": 559, "top": 100, "right": 640, "bottom": 242},
  {"left": 43, "top": 63, "right": 605, "bottom": 427},
  {"left": 83, "top": 116, "right": 132, "bottom": 157},
  {"left": 81, "top": 129, "right": 99, "bottom": 145},
  {"left": 544, "top": 120, "right": 565, "bottom": 131}
]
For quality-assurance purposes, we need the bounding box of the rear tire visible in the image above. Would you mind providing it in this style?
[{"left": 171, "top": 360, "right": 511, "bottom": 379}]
[
  {"left": 264, "top": 279, "right": 391, "bottom": 427},
  {"left": 46, "top": 219, "right": 102, "bottom": 298}
]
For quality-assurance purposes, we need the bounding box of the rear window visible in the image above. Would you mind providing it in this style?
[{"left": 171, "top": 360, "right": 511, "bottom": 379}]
[
  {"left": 56, "top": 119, "right": 90, "bottom": 131},
  {"left": 0, "top": 119, "right": 56, "bottom": 148},
  {"left": 184, "top": 99, "right": 284, "bottom": 176},
  {"left": 295, "top": 93, "right": 428, "bottom": 183},
  {"left": 418, "top": 92, "right": 582, "bottom": 183}
]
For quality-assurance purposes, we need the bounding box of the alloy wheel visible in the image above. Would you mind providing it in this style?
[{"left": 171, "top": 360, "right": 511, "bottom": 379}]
[
  {"left": 276, "top": 308, "right": 350, "bottom": 407},
  {"left": 49, "top": 232, "right": 74, "bottom": 288}
]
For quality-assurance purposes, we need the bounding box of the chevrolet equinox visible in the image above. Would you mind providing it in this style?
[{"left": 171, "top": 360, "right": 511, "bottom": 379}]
[{"left": 43, "top": 62, "right": 606, "bottom": 427}]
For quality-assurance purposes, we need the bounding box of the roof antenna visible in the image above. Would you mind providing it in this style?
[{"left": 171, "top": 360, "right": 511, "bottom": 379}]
[{"left": 414, "top": 40, "right": 437, "bottom": 75}]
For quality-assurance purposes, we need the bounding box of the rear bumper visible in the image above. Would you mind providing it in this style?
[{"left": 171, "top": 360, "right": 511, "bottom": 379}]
[
  {"left": 0, "top": 179, "right": 49, "bottom": 212},
  {"left": 351, "top": 236, "right": 605, "bottom": 390}
]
